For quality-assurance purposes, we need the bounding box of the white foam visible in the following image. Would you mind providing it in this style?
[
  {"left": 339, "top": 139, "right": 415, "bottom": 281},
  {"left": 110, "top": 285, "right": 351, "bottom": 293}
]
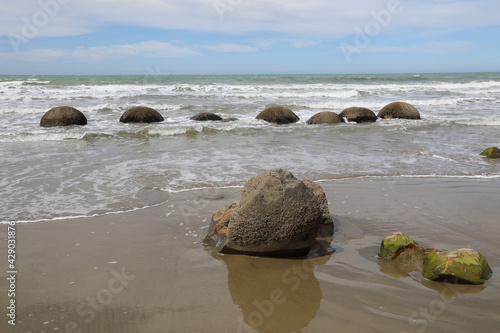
[
  {"left": 0, "top": 131, "right": 87, "bottom": 142},
  {"left": 2, "top": 74, "right": 500, "bottom": 223}
]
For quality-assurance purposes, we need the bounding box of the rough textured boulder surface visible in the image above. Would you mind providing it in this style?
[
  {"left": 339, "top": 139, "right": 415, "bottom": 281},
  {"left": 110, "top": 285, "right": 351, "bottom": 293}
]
[
  {"left": 422, "top": 248, "right": 492, "bottom": 284},
  {"left": 378, "top": 232, "right": 423, "bottom": 262},
  {"left": 203, "top": 169, "right": 330, "bottom": 257},
  {"left": 307, "top": 111, "right": 345, "bottom": 124},
  {"left": 301, "top": 179, "right": 334, "bottom": 237},
  {"left": 190, "top": 112, "right": 223, "bottom": 121},
  {"left": 40, "top": 106, "right": 87, "bottom": 127},
  {"left": 339, "top": 107, "right": 377, "bottom": 123},
  {"left": 256, "top": 106, "right": 300, "bottom": 124},
  {"left": 480, "top": 147, "right": 500, "bottom": 158},
  {"left": 119, "top": 106, "right": 164, "bottom": 123},
  {"left": 378, "top": 102, "right": 421, "bottom": 119}
]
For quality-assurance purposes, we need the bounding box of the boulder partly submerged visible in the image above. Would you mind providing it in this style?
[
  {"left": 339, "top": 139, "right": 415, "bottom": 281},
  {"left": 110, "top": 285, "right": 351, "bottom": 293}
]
[
  {"left": 480, "top": 147, "right": 500, "bottom": 159},
  {"left": 307, "top": 111, "right": 344, "bottom": 125},
  {"left": 190, "top": 112, "right": 223, "bottom": 121},
  {"left": 422, "top": 249, "right": 493, "bottom": 285},
  {"left": 256, "top": 106, "right": 299, "bottom": 124},
  {"left": 339, "top": 107, "right": 377, "bottom": 123},
  {"left": 119, "top": 106, "right": 164, "bottom": 123},
  {"left": 378, "top": 102, "right": 421, "bottom": 120},
  {"left": 203, "top": 169, "right": 332, "bottom": 257},
  {"left": 40, "top": 106, "right": 87, "bottom": 127}
]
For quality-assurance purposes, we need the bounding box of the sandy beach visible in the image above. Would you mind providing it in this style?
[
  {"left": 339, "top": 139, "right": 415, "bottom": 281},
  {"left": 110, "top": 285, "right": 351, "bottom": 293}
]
[{"left": 1, "top": 177, "right": 500, "bottom": 333}]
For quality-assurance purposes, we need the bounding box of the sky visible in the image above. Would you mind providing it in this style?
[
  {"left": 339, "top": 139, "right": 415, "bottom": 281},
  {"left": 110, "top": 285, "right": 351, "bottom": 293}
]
[{"left": 0, "top": 0, "right": 499, "bottom": 75}]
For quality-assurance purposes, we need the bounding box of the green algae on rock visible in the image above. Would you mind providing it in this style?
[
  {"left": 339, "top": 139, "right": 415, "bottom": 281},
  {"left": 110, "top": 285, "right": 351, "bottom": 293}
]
[
  {"left": 480, "top": 147, "right": 500, "bottom": 159},
  {"left": 394, "top": 246, "right": 425, "bottom": 264},
  {"left": 422, "top": 248, "right": 493, "bottom": 285},
  {"left": 378, "top": 232, "right": 423, "bottom": 261}
]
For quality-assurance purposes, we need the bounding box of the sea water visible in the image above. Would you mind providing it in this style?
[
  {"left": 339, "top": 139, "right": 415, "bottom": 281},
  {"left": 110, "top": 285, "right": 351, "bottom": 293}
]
[{"left": 1, "top": 73, "right": 499, "bottom": 222}]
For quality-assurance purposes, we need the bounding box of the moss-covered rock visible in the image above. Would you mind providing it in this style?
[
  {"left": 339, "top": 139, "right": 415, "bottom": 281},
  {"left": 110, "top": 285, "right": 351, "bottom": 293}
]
[
  {"left": 378, "top": 232, "right": 421, "bottom": 261},
  {"left": 395, "top": 246, "right": 425, "bottom": 264},
  {"left": 480, "top": 147, "right": 500, "bottom": 159},
  {"left": 422, "top": 248, "right": 492, "bottom": 285}
]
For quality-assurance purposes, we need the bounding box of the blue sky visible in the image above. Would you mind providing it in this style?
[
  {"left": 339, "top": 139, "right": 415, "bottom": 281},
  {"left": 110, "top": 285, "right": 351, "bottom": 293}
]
[{"left": 1, "top": 0, "right": 499, "bottom": 75}]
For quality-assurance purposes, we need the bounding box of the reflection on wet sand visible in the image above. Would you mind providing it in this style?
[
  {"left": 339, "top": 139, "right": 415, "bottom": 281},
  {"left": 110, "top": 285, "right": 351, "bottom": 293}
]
[{"left": 208, "top": 247, "right": 331, "bottom": 333}]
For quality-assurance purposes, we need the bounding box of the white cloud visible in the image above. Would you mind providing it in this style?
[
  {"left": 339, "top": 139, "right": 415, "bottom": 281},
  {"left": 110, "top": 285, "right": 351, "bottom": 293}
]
[
  {"left": 413, "top": 40, "right": 473, "bottom": 54},
  {"left": 350, "top": 40, "right": 472, "bottom": 54},
  {"left": 201, "top": 39, "right": 319, "bottom": 53},
  {"left": 0, "top": 41, "right": 200, "bottom": 62},
  {"left": 1, "top": 0, "right": 499, "bottom": 39},
  {"left": 203, "top": 43, "right": 258, "bottom": 53},
  {"left": 341, "top": 39, "right": 474, "bottom": 54},
  {"left": 289, "top": 40, "right": 321, "bottom": 48}
]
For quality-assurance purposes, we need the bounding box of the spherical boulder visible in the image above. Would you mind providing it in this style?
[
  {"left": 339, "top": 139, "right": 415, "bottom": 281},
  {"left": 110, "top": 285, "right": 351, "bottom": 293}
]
[
  {"left": 190, "top": 112, "right": 223, "bottom": 121},
  {"left": 256, "top": 106, "right": 299, "bottom": 124},
  {"left": 378, "top": 102, "right": 421, "bottom": 120},
  {"left": 307, "top": 111, "right": 344, "bottom": 125},
  {"left": 40, "top": 106, "right": 87, "bottom": 127},
  {"left": 119, "top": 106, "right": 164, "bottom": 123},
  {"left": 203, "top": 169, "right": 328, "bottom": 257},
  {"left": 339, "top": 107, "right": 377, "bottom": 123}
]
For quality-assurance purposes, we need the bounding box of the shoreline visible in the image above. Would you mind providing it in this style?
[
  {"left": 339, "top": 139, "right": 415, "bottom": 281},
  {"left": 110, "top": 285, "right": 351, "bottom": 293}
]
[
  {"left": 4, "top": 174, "right": 500, "bottom": 225},
  {"left": 1, "top": 177, "right": 499, "bottom": 332}
]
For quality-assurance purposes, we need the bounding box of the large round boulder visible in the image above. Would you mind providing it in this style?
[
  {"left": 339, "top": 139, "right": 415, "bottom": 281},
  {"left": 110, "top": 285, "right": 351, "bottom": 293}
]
[
  {"left": 256, "top": 106, "right": 299, "bottom": 124},
  {"left": 378, "top": 102, "right": 421, "bottom": 119},
  {"left": 307, "top": 111, "right": 344, "bottom": 125},
  {"left": 119, "top": 106, "right": 164, "bottom": 123},
  {"left": 40, "top": 106, "right": 87, "bottom": 127},
  {"left": 203, "top": 169, "right": 329, "bottom": 257},
  {"left": 339, "top": 107, "right": 377, "bottom": 123},
  {"left": 190, "top": 112, "right": 222, "bottom": 121}
]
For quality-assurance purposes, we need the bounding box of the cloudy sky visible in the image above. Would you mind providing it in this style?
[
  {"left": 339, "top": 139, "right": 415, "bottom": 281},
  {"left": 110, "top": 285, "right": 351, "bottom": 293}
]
[{"left": 1, "top": 0, "right": 499, "bottom": 75}]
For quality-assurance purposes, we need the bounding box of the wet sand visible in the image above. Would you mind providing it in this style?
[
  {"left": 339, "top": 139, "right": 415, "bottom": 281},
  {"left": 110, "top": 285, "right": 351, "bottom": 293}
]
[{"left": 1, "top": 178, "right": 499, "bottom": 333}]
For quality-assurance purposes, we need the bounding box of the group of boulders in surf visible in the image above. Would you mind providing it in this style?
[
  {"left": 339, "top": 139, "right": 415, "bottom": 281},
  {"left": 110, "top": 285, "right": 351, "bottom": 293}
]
[
  {"left": 256, "top": 101, "right": 421, "bottom": 124},
  {"left": 202, "top": 168, "right": 493, "bottom": 285},
  {"left": 188, "top": 101, "right": 421, "bottom": 124},
  {"left": 39, "top": 103, "right": 499, "bottom": 159},
  {"left": 38, "top": 101, "right": 420, "bottom": 128}
]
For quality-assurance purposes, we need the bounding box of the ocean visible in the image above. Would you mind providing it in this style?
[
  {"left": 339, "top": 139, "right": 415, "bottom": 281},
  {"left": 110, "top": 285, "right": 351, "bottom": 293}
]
[{"left": 1, "top": 72, "right": 499, "bottom": 223}]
